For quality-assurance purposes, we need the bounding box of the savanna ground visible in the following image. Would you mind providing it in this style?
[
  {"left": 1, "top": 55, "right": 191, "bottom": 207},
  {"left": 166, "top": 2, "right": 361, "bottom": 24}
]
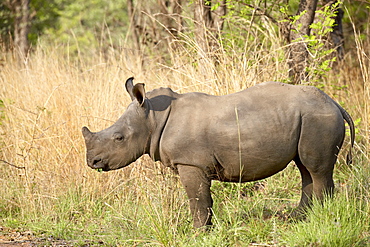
[{"left": 1, "top": 11, "right": 370, "bottom": 247}]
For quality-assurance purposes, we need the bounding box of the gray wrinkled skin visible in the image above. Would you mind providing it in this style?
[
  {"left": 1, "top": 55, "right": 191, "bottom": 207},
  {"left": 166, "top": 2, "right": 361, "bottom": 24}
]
[{"left": 82, "top": 78, "right": 355, "bottom": 228}]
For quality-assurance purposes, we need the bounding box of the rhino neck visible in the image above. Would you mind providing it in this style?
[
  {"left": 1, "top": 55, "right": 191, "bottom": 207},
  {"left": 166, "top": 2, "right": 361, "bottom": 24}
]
[
  {"left": 148, "top": 106, "right": 171, "bottom": 161},
  {"left": 144, "top": 94, "right": 175, "bottom": 161}
]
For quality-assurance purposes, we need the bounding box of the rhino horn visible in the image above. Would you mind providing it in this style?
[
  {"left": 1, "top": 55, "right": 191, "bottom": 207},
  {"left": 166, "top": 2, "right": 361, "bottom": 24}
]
[{"left": 82, "top": 126, "right": 93, "bottom": 142}]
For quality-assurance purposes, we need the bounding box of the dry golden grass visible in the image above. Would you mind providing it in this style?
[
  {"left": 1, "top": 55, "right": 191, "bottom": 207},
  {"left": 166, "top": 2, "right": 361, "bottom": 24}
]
[{"left": 0, "top": 26, "right": 369, "bottom": 244}]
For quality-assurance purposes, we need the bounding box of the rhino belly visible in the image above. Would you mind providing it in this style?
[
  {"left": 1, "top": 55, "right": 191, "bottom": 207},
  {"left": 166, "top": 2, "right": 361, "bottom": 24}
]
[
  {"left": 219, "top": 156, "right": 295, "bottom": 182},
  {"left": 212, "top": 128, "right": 299, "bottom": 183}
]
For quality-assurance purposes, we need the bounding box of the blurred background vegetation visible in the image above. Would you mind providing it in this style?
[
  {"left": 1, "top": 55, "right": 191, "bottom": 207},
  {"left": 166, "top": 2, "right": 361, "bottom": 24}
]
[
  {"left": 1, "top": 0, "right": 369, "bottom": 83},
  {"left": 0, "top": 0, "right": 369, "bottom": 246}
]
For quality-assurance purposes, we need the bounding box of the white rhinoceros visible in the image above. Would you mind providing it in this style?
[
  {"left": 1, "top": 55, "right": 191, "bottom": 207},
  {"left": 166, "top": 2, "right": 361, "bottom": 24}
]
[{"left": 82, "top": 78, "right": 354, "bottom": 228}]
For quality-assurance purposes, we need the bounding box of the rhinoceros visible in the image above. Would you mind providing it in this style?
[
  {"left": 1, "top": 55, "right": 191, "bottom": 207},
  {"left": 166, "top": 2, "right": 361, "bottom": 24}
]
[{"left": 82, "top": 77, "right": 354, "bottom": 228}]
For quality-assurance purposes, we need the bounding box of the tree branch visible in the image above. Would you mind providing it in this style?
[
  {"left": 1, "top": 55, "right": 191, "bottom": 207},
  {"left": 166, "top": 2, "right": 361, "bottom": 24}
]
[
  {"left": 239, "top": 3, "right": 279, "bottom": 24},
  {"left": 0, "top": 160, "right": 25, "bottom": 169}
]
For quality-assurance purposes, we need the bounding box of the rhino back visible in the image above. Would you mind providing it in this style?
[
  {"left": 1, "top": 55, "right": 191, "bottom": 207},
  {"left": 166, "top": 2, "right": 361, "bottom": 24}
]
[{"left": 158, "top": 82, "right": 343, "bottom": 182}]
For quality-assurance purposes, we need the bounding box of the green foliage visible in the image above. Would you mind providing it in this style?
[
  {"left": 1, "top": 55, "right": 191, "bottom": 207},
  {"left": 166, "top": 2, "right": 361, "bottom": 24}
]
[
  {"left": 0, "top": 2, "right": 13, "bottom": 48},
  {"left": 0, "top": 0, "right": 129, "bottom": 56},
  {"left": 40, "top": 0, "right": 129, "bottom": 54},
  {"left": 29, "top": 0, "right": 62, "bottom": 45},
  {"left": 342, "top": 1, "right": 370, "bottom": 43},
  {"left": 287, "top": 2, "right": 339, "bottom": 82},
  {"left": 221, "top": 1, "right": 289, "bottom": 81},
  {"left": 289, "top": 10, "right": 307, "bottom": 27},
  {"left": 304, "top": 2, "right": 341, "bottom": 80},
  {"left": 278, "top": 1, "right": 300, "bottom": 16},
  {"left": 0, "top": 0, "right": 61, "bottom": 47}
]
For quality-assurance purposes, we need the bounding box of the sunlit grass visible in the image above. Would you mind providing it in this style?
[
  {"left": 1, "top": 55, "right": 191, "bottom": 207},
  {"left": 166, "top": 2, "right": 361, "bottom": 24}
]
[{"left": 0, "top": 21, "right": 369, "bottom": 246}]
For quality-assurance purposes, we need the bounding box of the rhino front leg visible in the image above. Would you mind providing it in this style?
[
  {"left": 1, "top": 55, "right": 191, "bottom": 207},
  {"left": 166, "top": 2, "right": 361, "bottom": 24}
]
[{"left": 177, "top": 165, "right": 213, "bottom": 228}]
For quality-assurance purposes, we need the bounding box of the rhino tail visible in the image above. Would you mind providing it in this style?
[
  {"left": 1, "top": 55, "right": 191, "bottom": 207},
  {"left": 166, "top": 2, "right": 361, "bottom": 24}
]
[{"left": 334, "top": 101, "right": 355, "bottom": 165}]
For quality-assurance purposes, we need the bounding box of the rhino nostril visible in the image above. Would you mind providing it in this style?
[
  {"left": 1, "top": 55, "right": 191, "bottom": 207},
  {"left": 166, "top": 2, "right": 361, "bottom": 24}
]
[
  {"left": 90, "top": 157, "right": 106, "bottom": 170},
  {"left": 90, "top": 157, "right": 104, "bottom": 169},
  {"left": 92, "top": 157, "right": 102, "bottom": 165}
]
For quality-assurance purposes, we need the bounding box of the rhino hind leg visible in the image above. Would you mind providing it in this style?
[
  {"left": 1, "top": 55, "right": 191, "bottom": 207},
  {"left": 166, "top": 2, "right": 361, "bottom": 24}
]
[
  {"left": 177, "top": 165, "right": 213, "bottom": 228},
  {"left": 294, "top": 114, "right": 342, "bottom": 214},
  {"left": 291, "top": 113, "right": 344, "bottom": 219},
  {"left": 295, "top": 158, "right": 314, "bottom": 209},
  {"left": 292, "top": 156, "right": 335, "bottom": 219}
]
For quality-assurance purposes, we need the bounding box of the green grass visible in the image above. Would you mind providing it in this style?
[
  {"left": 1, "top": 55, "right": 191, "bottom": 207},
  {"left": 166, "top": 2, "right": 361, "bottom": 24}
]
[
  {"left": 283, "top": 162, "right": 370, "bottom": 246},
  {"left": 1, "top": 158, "right": 368, "bottom": 246},
  {"left": 284, "top": 196, "right": 368, "bottom": 246}
]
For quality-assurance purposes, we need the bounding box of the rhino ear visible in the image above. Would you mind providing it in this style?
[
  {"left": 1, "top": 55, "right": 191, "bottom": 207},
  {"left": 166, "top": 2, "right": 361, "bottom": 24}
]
[
  {"left": 82, "top": 126, "right": 93, "bottom": 142},
  {"left": 125, "top": 77, "right": 135, "bottom": 100},
  {"left": 132, "top": 83, "right": 146, "bottom": 106},
  {"left": 125, "top": 77, "right": 146, "bottom": 106}
]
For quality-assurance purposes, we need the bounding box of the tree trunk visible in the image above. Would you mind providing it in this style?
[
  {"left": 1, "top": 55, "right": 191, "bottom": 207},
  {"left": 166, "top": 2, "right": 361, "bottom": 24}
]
[
  {"left": 127, "top": 0, "right": 141, "bottom": 53},
  {"left": 322, "top": 0, "right": 344, "bottom": 60},
  {"left": 158, "top": 0, "right": 183, "bottom": 38},
  {"left": 12, "top": 0, "right": 30, "bottom": 61},
  {"left": 127, "top": 0, "right": 183, "bottom": 54},
  {"left": 288, "top": 0, "right": 318, "bottom": 84},
  {"left": 193, "top": 0, "right": 226, "bottom": 60}
]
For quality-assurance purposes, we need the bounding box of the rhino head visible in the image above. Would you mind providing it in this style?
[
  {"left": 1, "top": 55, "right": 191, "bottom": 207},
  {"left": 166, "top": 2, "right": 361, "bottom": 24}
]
[{"left": 82, "top": 77, "right": 151, "bottom": 171}]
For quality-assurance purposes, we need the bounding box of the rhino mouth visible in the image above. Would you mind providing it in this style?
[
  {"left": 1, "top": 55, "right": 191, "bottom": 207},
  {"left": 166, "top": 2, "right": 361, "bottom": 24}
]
[{"left": 89, "top": 157, "right": 109, "bottom": 171}]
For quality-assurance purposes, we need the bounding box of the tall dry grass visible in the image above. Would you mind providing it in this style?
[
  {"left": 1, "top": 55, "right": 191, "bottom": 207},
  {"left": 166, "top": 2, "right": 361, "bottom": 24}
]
[{"left": 0, "top": 16, "right": 369, "bottom": 245}]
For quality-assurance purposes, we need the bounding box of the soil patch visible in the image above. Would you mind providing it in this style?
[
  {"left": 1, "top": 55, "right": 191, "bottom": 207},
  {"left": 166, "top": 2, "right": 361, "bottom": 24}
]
[{"left": 0, "top": 227, "right": 99, "bottom": 247}]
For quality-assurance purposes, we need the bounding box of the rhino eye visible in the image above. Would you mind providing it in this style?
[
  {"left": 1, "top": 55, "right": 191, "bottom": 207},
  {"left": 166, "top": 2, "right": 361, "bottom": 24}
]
[{"left": 113, "top": 133, "right": 124, "bottom": 142}]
